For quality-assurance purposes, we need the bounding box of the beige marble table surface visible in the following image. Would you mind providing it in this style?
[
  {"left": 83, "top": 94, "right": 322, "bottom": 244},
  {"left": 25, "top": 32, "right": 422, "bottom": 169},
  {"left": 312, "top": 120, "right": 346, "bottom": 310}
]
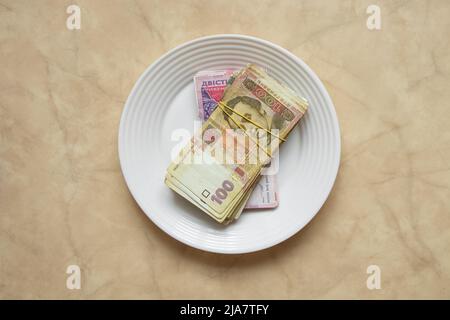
[{"left": 1, "top": 0, "right": 450, "bottom": 299}]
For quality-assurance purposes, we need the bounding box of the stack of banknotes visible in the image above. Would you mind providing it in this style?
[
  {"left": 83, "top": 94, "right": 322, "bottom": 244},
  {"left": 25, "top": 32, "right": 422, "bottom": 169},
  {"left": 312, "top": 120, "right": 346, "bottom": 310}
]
[
  {"left": 165, "top": 64, "right": 308, "bottom": 224},
  {"left": 194, "top": 69, "right": 279, "bottom": 209}
]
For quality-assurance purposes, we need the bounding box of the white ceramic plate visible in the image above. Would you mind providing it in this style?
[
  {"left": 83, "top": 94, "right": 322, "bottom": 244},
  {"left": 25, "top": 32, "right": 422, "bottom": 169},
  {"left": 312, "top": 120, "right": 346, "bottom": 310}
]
[{"left": 119, "top": 34, "right": 340, "bottom": 254}]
